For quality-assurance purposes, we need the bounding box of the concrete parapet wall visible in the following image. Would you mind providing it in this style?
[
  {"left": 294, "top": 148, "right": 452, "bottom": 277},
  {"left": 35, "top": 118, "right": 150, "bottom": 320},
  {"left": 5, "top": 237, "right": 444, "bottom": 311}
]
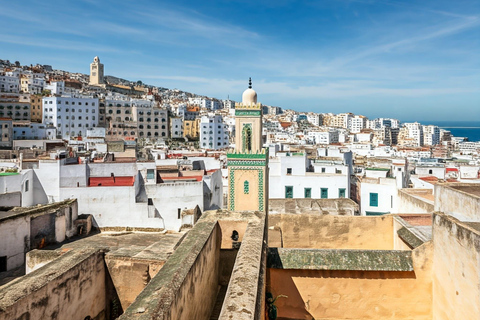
[
  {"left": 434, "top": 183, "right": 480, "bottom": 221},
  {"left": 0, "top": 248, "right": 106, "bottom": 320},
  {"left": 397, "top": 189, "right": 434, "bottom": 214},
  {"left": 268, "top": 214, "right": 394, "bottom": 249},
  {"left": 432, "top": 212, "right": 480, "bottom": 319},
  {"left": 269, "top": 198, "right": 359, "bottom": 216}
]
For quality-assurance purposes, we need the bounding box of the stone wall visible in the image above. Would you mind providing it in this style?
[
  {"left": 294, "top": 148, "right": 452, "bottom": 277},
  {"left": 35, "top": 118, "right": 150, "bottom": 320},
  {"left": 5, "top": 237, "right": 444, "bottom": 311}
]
[
  {"left": 432, "top": 213, "right": 480, "bottom": 319},
  {"left": 0, "top": 248, "right": 106, "bottom": 320},
  {"left": 119, "top": 219, "right": 221, "bottom": 320},
  {"left": 268, "top": 214, "right": 394, "bottom": 249}
]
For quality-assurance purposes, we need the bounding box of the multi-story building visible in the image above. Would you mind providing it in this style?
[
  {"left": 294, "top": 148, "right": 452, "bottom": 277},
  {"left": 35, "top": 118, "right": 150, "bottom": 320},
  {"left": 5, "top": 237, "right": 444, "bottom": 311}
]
[
  {"left": 423, "top": 125, "right": 440, "bottom": 146},
  {"left": 30, "top": 94, "right": 43, "bottom": 123},
  {"left": 42, "top": 96, "right": 99, "bottom": 139},
  {"left": 0, "top": 71, "right": 20, "bottom": 93},
  {"left": 20, "top": 72, "right": 45, "bottom": 94},
  {"left": 0, "top": 101, "right": 31, "bottom": 121},
  {"left": 170, "top": 117, "right": 184, "bottom": 139},
  {"left": 0, "top": 118, "right": 13, "bottom": 149},
  {"left": 348, "top": 115, "right": 367, "bottom": 133},
  {"left": 137, "top": 107, "right": 168, "bottom": 141},
  {"left": 307, "top": 129, "right": 339, "bottom": 145},
  {"left": 105, "top": 97, "right": 138, "bottom": 141},
  {"left": 184, "top": 119, "right": 200, "bottom": 140},
  {"left": 200, "top": 115, "right": 229, "bottom": 150},
  {"left": 403, "top": 122, "right": 424, "bottom": 147},
  {"left": 307, "top": 113, "right": 322, "bottom": 126},
  {"left": 44, "top": 81, "right": 66, "bottom": 95}
]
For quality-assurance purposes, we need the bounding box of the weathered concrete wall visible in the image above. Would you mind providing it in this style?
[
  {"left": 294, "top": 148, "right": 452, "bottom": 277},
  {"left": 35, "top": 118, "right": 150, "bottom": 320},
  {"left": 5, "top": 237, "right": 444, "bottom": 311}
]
[
  {"left": 269, "top": 198, "right": 359, "bottom": 216},
  {"left": 119, "top": 220, "right": 221, "bottom": 320},
  {"left": 434, "top": 183, "right": 480, "bottom": 221},
  {"left": 397, "top": 189, "right": 434, "bottom": 214},
  {"left": 268, "top": 214, "right": 394, "bottom": 250},
  {"left": 105, "top": 257, "right": 163, "bottom": 311},
  {"left": 0, "top": 215, "right": 29, "bottom": 271},
  {"left": 267, "top": 242, "right": 433, "bottom": 319},
  {"left": 432, "top": 213, "right": 480, "bottom": 319},
  {"left": 0, "top": 248, "right": 106, "bottom": 320}
]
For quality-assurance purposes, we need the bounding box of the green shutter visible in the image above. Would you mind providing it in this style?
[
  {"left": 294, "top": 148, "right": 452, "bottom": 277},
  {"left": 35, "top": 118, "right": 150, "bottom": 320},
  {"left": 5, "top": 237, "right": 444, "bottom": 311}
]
[
  {"left": 304, "top": 188, "right": 311, "bottom": 198},
  {"left": 285, "top": 186, "right": 293, "bottom": 198},
  {"left": 370, "top": 193, "right": 379, "bottom": 207},
  {"left": 339, "top": 188, "right": 346, "bottom": 198},
  {"left": 321, "top": 188, "right": 328, "bottom": 199}
]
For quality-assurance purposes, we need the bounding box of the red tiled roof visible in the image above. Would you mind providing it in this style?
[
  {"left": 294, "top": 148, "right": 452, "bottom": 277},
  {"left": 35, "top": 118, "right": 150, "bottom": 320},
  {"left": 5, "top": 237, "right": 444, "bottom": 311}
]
[
  {"left": 446, "top": 168, "right": 458, "bottom": 172},
  {"left": 88, "top": 176, "right": 135, "bottom": 187},
  {"left": 419, "top": 176, "right": 438, "bottom": 182}
]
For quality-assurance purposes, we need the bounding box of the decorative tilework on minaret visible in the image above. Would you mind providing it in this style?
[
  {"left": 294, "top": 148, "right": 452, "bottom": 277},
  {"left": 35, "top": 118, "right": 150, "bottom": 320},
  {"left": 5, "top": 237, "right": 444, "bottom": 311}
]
[{"left": 227, "top": 79, "right": 269, "bottom": 212}]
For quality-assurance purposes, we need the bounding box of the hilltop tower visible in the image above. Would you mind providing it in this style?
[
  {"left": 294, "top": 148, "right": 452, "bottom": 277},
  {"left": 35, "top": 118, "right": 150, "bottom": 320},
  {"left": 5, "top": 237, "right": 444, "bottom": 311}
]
[
  {"left": 89, "top": 56, "right": 104, "bottom": 86},
  {"left": 227, "top": 78, "right": 269, "bottom": 212}
]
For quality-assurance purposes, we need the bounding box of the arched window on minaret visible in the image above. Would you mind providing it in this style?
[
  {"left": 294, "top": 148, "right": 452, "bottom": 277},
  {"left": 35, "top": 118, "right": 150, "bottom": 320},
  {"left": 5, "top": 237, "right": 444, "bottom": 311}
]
[
  {"left": 242, "top": 124, "right": 252, "bottom": 153},
  {"left": 244, "top": 180, "right": 249, "bottom": 194}
]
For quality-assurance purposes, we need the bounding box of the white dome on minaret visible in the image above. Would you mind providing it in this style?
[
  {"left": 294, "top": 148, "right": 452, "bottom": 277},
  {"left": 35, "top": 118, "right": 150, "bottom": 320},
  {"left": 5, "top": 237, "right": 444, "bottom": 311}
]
[
  {"left": 94, "top": 56, "right": 100, "bottom": 63},
  {"left": 242, "top": 77, "right": 257, "bottom": 105}
]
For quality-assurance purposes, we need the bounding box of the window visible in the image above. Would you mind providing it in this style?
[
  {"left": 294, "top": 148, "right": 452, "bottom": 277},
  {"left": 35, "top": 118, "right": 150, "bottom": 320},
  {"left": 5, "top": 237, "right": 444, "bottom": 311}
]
[
  {"left": 0, "top": 256, "right": 6, "bottom": 272},
  {"left": 321, "top": 188, "right": 328, "bottom": 199},
  {"left": 286, "top": 168, "right": 292, "bottom": 175},
  {"left": 24, "top": 180, "right": 29, "bottom": 192},
  {"left": 339, "top": 188, "right": 346, "bottom": 198},
  {"left": 304, "top": 188, "right": 311, "bottom": 198},
  {"left": 370, "top": 193, "right": 379, "bottom": 207},
  {"left": 285, "top": 186, "right": 293, "bottom": 198},
  {"left": 147, "top": 169, "right": 155, "bottom": 180},
  {"left": 429, "top": 169, "right": 433, "bottom": 174},
  {"left": 244, "top": 181, "right": 249, "bottom": 194},
  {"left": 321, "top": 168, "right": 326, "bottom": 173}
]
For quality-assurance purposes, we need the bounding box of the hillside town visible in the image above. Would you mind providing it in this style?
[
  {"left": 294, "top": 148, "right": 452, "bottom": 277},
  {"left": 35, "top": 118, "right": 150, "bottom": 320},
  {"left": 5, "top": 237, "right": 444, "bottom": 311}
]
[{"left": 1, "top": 57, "right": 480, "bottom": 319}]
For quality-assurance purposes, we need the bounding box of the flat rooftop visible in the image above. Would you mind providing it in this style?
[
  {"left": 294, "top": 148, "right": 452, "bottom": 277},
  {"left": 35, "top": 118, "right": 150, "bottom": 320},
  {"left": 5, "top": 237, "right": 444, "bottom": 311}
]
[
  {"left": 449, "top": 185, "right": 480, "bottom": 198},
  {"left": 45, "top": 231, "right": 185, "bottom": 261}
]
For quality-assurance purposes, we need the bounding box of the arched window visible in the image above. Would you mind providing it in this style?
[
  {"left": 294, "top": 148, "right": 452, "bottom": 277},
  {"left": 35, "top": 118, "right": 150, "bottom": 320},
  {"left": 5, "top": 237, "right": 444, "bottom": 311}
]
[
  {"left": 244, "top": 180, "right": 249, "bottom": 194},
  {"left": 242, "top": 124, "right": 252, "bottom": 152}
]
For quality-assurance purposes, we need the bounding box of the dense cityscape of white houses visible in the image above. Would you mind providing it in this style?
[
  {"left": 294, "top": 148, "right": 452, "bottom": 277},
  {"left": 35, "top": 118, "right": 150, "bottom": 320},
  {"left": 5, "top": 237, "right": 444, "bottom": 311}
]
[{"left": 1, "top": 56, "right": 480, "bottom": 233}]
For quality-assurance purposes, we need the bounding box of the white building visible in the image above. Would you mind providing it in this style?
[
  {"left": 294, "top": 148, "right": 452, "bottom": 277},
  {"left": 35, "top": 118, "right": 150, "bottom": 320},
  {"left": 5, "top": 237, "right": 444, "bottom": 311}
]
[
  {"left": 423, "top": 125, "right": 440, "bottom": 146},
  {"left": 44, "top": 81, "right": 66, "bottom": 95},
  {"left": 42, "top": 96, "right": 99, "bottom": 139},
  {"left": 13, "top": 122, "right": 56, "bottom": 140},
  {"left": 404, "top": 122, "right": 424, "bottom": 147},
  {"left": 269, "top": 152, "right": 351, "bottom": 199},
  {"left": 170, "top": 117, "right": 184, "bottom": 139},
  {"left": 307, "top": 113, "right": 321, "bottom": 126},
  {"left": 307, "top": 129, "right": 339, "bottom": 145},
  {"left": 200, "top": 115, "right": 229, "bottom": 150},
  {"left": 348, "top": 115, "right": 367, "bottom": 133},
  {"left": 0, "top": 118, "right": 13, "bottom": 148},
  {"left": 0, "top": 71, "right": 20, "bottom": 93},
  {"left": 20, "top": 71, "right": 45, "bottom": 94}
]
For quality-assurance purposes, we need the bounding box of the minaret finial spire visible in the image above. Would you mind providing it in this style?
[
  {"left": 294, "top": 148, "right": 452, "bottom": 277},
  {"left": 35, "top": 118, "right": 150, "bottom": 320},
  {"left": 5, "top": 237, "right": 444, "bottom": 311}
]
[{"left": 248, "top": 77, "right": 252, "bottom": 89}]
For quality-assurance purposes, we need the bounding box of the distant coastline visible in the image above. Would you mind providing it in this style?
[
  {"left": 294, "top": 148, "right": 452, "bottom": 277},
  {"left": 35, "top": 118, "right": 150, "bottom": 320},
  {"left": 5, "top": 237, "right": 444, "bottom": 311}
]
[{"left": 404, "top": 121, "right": 480, "bottom": 142}]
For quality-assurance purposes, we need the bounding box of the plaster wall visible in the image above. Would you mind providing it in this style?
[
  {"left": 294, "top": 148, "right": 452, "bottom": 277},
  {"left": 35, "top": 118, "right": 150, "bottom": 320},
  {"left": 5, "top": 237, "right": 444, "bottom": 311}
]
[
  {"left": 432, "top": 213, "right": 480, "bottom": 319},
  {"left": 88, "top": 162, "right": 137, "bottom": 177},
  {"left": 434, "top": 184, "right": 480, "bottom": 221},
  {"left": 360, "top": 178, "right": 397, "bottom": 215},
  {"left": 60, "top": 186, "right": 163, "bottom": 229},
  {"left": 59, "top": 162, "right": 87, "bottom": 187},
  {"left": 267, "top": 242, "right": 433, "bottom": 320},
  {"left": 397, "top": 189, "right": 434, "bottom": 214},
  {"left": 146, "top": 181, "right": 205, "bottom": 231},
  {"left": 268, "top": 214, "right": 394, "bottom": 249},
  {"left": 0, "top": 216, "right": 29, "bottom": 271},
  {"left": 270, "top": 174, "right": 349, "bottom": 199},
  {"left": 0, "top": 250, "right": 106, "bottom": 320},
  {"left": 34, "top": 160, "right": 60, "bottom": 202},
  {"left": 232, "top": 169, "right": 261, "bottom": 211},
  {"left": 105, "top": 257, "right": 163, "bottom": 311},
  {"left": 0, "top": 192, "right": 21, "bottom": 206},
  {"left": 416, "top": 167, "right": 445, "bottom": 179}
]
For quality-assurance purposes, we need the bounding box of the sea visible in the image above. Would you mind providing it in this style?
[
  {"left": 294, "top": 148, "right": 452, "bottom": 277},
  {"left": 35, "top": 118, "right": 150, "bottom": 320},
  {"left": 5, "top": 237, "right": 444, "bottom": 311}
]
[{"left": 407, "top": 120, "right": 480, "bottom": 142}]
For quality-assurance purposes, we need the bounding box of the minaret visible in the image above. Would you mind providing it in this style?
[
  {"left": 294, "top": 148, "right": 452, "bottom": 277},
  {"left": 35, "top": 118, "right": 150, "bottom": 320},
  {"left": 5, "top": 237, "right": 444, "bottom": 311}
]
[
  {"left": 89, "top": 56, "right": 104, "bottom": 86},
  {"left": 227, "top": 78, "right": 269, "bottom": 212}
]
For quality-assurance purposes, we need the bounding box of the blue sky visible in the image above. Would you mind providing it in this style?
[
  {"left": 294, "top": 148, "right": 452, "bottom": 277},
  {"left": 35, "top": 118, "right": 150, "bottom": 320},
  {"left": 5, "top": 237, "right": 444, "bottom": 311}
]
[{"left": 0, "top": 0, "right": 479, "bottom": 121}]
